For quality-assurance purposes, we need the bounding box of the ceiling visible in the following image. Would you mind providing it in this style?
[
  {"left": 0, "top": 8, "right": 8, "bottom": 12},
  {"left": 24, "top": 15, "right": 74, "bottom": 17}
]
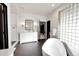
[{"left": 10, "top": 3, "right": 62, "bottom": 16}]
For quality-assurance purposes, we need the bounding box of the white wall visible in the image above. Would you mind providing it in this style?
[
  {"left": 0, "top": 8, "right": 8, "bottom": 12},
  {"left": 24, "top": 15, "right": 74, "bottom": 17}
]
[
  {"left": 6, "top": 3, "right": 11, "bottom": 49},
  {"left": 49, "top": 4, "right": 69, "bottom": 38},
  {"left": 10, "top": 13, "right": 18, "bottom": 41}
]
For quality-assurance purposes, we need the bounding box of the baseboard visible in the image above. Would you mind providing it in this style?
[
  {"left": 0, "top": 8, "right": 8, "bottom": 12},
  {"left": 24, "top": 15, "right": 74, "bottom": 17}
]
[{"left": 20, "top": 41, "right": 37, "bottom": 44}]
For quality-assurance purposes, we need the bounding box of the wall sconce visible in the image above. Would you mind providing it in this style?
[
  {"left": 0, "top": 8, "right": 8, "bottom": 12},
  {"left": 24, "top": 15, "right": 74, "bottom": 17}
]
[
  {"left": 21, "top": 22, "right": 25, "bottom": 27},
  {"left": 34, "top": 22, "right": 37, "bottom": 26},
  {"left": 22, "top": 24, "right": 24, "bottom": 27}
]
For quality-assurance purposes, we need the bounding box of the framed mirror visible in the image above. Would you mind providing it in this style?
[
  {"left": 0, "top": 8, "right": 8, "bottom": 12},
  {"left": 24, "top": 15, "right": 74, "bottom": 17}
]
[{"left": 25, "top": 19, "right": 34, "bottom": 31}]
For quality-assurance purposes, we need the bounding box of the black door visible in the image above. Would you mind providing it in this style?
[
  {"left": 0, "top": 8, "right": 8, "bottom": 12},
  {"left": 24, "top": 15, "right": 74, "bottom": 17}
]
[
  {"left": 47, "top": 21, "right": 50, "bottom": 39},
  {"left": 0, "top": 3, "right": 8, "bottom": 49},
  {"left": 40, "top": 23, "right": 45, "bottom": 34},
  {"left": 0, "top": 4, "right": 4, "bottom": 49}
]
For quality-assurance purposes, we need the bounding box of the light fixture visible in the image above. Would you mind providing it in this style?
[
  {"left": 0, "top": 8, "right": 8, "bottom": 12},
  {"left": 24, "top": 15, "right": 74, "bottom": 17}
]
[
  {"left": 34, "top": 22, "right": 37, "bottom": 26},
  {"left": 21, "top": 22, "right": 25, "bottom": 27},
  {"left": 51, "top": 4, "right": 55, "bottom": 7}
]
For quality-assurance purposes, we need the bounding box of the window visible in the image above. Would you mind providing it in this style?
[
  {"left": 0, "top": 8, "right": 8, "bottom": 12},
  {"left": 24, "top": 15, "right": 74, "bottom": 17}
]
[{"left": 58, "top": 3, "right": 79, "bottom": 54}]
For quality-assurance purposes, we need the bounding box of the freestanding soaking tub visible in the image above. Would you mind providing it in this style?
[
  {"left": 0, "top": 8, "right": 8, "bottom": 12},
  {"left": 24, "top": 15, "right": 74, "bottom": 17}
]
[{"left": 42, "top": 38, "right": 67, "bottom": 56}]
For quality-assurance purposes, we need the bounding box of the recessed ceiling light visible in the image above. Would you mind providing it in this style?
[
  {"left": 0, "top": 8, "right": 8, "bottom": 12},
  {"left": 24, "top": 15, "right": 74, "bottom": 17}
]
[{"left": 51, "top": 4, "right": 55, "bottom": 7}]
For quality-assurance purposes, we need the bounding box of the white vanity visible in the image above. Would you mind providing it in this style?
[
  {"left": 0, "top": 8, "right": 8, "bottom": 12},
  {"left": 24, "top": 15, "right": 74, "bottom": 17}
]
[{"left": 20, "top": 31, "right": 38, "bottom": 44}]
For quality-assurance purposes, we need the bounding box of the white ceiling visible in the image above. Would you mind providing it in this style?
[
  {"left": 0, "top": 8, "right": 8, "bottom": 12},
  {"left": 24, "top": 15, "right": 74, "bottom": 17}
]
[{"left": 10, "top": 3, "right": 62, "bottom": 16}]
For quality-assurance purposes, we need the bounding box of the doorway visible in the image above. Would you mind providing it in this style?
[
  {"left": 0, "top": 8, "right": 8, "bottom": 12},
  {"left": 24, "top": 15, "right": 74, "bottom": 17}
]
[
  {"left": 39, "top": 20, "right": 50, "bottom": 40},
  {"left": 39, "top": 22, "right": 46, "bottom": 40}
]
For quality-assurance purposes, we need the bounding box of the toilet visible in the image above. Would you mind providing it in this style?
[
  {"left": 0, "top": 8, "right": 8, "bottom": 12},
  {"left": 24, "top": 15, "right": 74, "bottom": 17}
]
[{"left": 42, "top": 38, "right": 67, "bottom": 56}]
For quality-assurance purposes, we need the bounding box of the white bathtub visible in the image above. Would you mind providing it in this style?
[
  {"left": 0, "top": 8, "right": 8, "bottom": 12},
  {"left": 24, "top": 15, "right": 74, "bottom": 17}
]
[{"left": 42, "top": 38, "right": 67, "bottom": 56}]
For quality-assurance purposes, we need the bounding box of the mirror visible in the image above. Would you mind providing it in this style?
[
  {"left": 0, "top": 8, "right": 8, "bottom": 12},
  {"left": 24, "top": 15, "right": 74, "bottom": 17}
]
[{"left": 25, "top": 19, "right": 34, "bottom": 32}]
